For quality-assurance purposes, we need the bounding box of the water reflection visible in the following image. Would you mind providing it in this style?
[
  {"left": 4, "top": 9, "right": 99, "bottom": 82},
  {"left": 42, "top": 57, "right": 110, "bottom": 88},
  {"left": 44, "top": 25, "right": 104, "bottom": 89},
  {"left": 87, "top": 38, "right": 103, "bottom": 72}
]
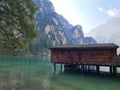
[
  {"left": 0, "top": 56, "right": 120, "bottom": 90},
  {"left": 50, "top": 67, "right": 120, "bottom": 90}
]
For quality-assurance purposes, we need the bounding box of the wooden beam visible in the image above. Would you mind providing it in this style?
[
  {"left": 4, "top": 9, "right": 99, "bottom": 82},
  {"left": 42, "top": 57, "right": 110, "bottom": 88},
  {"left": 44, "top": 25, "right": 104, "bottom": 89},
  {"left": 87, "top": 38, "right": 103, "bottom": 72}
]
[
  {"left": 88, "top": 65, "right": 90, "bottom": 72},
  {"left": 81, "top": 64, "right": 84, "bottom": 72},
  {"left": 53, "top": 63, "right": 56, "bottom": 74},
  {"left": 96, "top": 65, "right": 100, "bottom": 74},
  {"left": 113, "top": 66, "right": 117, "bottom": 75},
  {"left": 60, "top": 64, "right": 63, "bottom": 73},
  {"left": 109, "top": 66, "right": 112, "bottom": 75}
]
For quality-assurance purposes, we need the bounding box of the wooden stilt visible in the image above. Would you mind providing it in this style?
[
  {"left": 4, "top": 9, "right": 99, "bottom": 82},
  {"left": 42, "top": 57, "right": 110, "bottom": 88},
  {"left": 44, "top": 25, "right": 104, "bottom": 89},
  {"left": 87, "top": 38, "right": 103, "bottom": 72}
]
[
  {"left": 78, "top": 64, "right": 80, "bottom": 70},
  {"left": 96, "top": 65, "right": 100, "bottom": 74},
  {"left": 53, "top": 63, "right": 56, "bottom": 74},
  {"left": 109, "top": 66, "right": 112, "bottom": 75},
  {"left": 88, "top": 65, "right": 91, "bottom": 72},
  {"left": 81, "top": 64, "right": 84, "bottom": 72},
  {"left": 80, "top": 65, "right": 82, "bottom": 70},
  {"left": 113, "top": 66, "right": 117, "bottom": 75},
  {"left": 84, "top": 65, "right": 87, "bottom": 71},
  {"left": 88, "top": 65, "right": 90, "bottom": 72},
  {"left": 60, "top": 64, "right": 62, "bottom": 73},
  {"left": 64, "top": 64, "right": 67, "bottom": 71}
]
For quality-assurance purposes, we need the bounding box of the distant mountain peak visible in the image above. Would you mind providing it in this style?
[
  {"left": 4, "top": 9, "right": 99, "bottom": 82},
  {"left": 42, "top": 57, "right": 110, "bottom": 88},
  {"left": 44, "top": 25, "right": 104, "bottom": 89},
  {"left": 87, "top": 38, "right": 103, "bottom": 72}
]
[
  {"left": 34, "top": 0, "right": 55, "bottom": 14},
  {"left": 87, "top": 16, "right": 120, "bottom": 46},
  {"left": 106, "top": 16, "right": 120, "bottom": 26},
  {"left": 74, "top": 25, "right": 82, "bottom": 29},
  {"left": 33, "top": 0, "right": 96, "bottom": 46}
]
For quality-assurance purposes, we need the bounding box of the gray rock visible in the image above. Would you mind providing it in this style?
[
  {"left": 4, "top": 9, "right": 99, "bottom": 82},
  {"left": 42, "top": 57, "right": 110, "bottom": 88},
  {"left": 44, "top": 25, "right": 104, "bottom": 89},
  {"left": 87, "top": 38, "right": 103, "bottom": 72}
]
[{"left": 33, "top": 0, "right": 96, "bottom": 46}]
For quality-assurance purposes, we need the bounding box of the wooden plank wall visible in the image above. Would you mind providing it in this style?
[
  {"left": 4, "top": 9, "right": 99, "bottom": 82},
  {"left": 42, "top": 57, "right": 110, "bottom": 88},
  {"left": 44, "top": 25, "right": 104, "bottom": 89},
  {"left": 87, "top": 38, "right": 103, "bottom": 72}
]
[{"left": 51, "top": 49, "right": 117, "bottom": 64}]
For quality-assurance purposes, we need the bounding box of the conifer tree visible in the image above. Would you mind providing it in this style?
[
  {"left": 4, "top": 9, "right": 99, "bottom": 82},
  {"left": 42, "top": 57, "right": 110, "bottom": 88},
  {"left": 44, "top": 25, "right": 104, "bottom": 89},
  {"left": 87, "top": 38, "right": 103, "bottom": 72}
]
[{"left": 0, "top": 0, "right": 36, "bottom": 53}]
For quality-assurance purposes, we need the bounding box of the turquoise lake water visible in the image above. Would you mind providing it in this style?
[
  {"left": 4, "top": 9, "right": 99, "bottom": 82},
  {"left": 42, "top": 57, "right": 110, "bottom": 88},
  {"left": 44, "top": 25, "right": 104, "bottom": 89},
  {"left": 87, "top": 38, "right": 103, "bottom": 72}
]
[{"left": 0, "top": 56, "right": 120, "bottom": 90}]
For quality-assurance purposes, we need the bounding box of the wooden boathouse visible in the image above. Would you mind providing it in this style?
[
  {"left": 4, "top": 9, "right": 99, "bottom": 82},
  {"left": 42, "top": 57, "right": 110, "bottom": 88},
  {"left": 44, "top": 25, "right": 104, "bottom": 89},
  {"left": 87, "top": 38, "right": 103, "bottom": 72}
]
[{"left": 50, "top": 43, "right": 120, "bottom": 75}]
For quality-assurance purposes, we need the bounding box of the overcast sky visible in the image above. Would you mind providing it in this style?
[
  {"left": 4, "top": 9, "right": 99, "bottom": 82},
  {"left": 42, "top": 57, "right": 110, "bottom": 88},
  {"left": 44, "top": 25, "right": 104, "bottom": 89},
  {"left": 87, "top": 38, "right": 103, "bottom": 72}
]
[{"left": 50, "top": 0, "right": 120, "bottom": 33}]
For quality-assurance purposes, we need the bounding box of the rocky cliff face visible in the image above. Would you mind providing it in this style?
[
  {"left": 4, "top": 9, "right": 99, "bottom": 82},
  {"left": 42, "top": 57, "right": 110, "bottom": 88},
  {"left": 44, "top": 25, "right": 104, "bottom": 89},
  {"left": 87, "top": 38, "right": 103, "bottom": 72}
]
[{"left": 33, "top": 0, "right": 96, "bottom": 46}]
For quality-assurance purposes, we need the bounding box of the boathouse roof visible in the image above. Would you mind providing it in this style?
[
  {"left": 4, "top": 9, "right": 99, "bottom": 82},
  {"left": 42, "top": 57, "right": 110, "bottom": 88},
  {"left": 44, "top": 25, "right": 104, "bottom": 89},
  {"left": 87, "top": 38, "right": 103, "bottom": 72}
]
[{"left": 50, "top": 43, "right": 119, "bottom": 49}]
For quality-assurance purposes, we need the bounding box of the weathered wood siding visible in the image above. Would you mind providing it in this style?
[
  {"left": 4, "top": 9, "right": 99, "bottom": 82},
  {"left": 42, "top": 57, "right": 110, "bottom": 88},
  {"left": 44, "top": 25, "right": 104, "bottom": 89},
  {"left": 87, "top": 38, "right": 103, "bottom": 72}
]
[{"left": 51, "top": 48, "right": 117, "bottom": 64}]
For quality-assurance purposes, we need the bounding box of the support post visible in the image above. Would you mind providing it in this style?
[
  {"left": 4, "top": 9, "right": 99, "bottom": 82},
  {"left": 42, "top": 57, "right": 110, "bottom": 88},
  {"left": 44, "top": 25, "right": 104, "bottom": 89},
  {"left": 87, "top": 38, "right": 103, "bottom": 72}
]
[
  {"left": 60, "top": 64, "right": 63, "bottom": 73},
  {"left": 109, "top": 66, "right": 112, "bottom": 75},
  {"left": 81, "top": 64, "right": 84, "bottom": 72},
  {"left": 84, "top": 65, "right": 87, "bottom": 71},
  {"left": 53, "top": 63, "right": 56, "bottom": 74},
  {"left": 64, "top": 64, "right": 67, "bottom": 71},
  {"left": 113, "top": 66, "right": 117, "bottom": 75},
  {"left": 88, "top": 65, "right": 90, "bottom": 72},
  {"left": 96, "top": 65, "right": 100, "bottom": 74}
]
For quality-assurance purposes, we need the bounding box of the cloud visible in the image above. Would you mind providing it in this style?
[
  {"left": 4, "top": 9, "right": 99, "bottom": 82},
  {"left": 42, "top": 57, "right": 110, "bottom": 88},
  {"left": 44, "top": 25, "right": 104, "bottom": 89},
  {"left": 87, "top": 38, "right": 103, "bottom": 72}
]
[
  {"left": 98, "top": 7, "right": 104, "bottom": 12},
  {"left": 107, "top": 9, "right": 120, "bottom": 16},
  {"left": 98, "top": 7, "right": 120, "bottom": 17}
]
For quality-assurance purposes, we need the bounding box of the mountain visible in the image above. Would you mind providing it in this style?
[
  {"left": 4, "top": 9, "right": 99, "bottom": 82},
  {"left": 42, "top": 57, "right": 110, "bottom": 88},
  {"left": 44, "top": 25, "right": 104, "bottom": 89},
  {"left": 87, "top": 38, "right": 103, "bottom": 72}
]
[
  {"left": 30, "top": 0, "right": 96, "bottom": 54},
  {"left": 87, "top": 16, "right": 120, "bottom": 46}
]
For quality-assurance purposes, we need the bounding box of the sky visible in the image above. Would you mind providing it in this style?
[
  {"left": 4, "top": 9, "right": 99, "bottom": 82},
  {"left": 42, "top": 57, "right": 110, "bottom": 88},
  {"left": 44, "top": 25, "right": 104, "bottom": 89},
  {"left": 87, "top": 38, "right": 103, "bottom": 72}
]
[{"left": 50, "top": 0, "right": 120, "bottom": 33}]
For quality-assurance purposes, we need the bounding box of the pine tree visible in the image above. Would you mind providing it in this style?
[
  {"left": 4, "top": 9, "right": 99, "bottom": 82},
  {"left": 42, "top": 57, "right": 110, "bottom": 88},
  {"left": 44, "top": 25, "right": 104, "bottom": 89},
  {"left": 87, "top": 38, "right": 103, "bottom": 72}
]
[{"left": 0, "top": 0, "right": 36, "bottom": 53}]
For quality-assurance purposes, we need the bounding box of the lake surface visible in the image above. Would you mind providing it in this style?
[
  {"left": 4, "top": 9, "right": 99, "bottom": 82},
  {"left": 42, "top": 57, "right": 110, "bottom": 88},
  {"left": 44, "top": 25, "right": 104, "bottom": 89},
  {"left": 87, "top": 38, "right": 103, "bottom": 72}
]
[{"left": 0, "top": 56, "right": 120, "bottom": 90}]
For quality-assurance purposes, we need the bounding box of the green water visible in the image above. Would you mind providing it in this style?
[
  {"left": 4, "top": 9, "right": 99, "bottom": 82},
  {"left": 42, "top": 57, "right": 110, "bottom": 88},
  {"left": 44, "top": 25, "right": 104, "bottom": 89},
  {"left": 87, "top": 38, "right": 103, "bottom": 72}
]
[
  {"left": 0, "top": 56, "right": 120, "bottom": 90},
  {"left": 0, "top": 56, "right": 52, "bottom": 90}
]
